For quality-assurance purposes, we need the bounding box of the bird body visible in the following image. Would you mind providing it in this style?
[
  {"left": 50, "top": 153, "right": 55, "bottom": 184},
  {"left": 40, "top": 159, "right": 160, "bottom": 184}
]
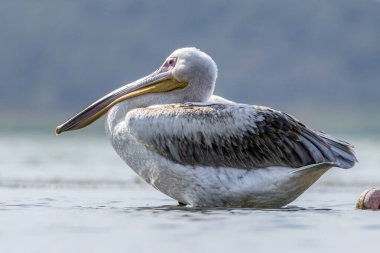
[
  {"left": 56, "top": 47, "right": 357, "bottom": 208},
  {"left": 105, "top": 101, "right": 354, "bottom": 207}
]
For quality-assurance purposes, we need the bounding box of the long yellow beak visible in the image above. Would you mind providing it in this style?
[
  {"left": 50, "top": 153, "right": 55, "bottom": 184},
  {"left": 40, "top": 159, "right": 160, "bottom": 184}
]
[{"left": 55, "top": 70, "right": 187, "bottom": 135}]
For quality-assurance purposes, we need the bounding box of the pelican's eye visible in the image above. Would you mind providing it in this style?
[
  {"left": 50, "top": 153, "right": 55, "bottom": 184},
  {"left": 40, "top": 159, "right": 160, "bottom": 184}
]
[
  {"left": 159, "top": 57, "right": 177, "bottom": 73},
  {"left": 167, "top": 57, "right": 177, "bottom": 66}
]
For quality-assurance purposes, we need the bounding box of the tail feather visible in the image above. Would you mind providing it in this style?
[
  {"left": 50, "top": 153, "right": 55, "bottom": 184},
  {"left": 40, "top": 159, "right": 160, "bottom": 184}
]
[{"left": 315, "top": 131, "right": 358, "bottom": 169}]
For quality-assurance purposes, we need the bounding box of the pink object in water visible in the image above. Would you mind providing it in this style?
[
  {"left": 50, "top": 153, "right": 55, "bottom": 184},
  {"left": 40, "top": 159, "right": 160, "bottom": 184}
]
[{"left": 356, "top": 188, "right": 380, "bottom": 210}]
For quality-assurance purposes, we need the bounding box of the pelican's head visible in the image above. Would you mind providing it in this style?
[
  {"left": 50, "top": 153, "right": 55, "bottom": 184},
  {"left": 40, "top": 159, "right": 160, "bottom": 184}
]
[
  {"left": 168, "top": 48, "right": 217, "bottom": 100},
  {"left": 56, "top": 47, "right": 217, "bottom": 134}
]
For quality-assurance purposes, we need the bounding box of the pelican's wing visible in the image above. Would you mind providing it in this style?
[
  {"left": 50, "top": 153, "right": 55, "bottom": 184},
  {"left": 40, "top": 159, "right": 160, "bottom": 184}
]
[{"left": 125, "top": 103, "right": 357, "bottom": 169}]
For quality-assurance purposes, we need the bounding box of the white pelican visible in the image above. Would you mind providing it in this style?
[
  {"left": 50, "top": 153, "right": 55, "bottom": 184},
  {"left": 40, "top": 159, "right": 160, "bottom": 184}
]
[{"left": 56, "top": 47, "right": 357, "bottom": 208}]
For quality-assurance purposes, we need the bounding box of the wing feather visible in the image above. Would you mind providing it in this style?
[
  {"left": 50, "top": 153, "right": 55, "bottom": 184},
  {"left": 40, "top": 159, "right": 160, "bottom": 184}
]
[{"left": 125, "top": 103, "right": 357, "bottom": 169}]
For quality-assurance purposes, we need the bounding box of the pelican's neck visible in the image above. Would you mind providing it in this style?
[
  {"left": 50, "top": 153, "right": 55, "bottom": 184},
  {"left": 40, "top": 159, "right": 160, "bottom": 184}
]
[
  {"left": 105, "top": 97, "right": 142, "bottom": 139},
  {"left": 104, "top": 93, "right": 179, "bottom": 137},
  {"left": 105, "top": 78, "right": 215, "bottom": 139}
]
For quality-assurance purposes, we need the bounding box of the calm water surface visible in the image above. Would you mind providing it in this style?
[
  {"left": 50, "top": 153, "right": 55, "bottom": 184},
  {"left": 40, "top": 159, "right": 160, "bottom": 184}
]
[{"left": 0, "top": 132, "right": 379, "bottom": 253}]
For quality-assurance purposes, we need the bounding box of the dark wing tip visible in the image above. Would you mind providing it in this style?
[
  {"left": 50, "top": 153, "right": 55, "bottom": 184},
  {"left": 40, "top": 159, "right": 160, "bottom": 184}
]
[{"left": 314, "top": 131, "right": 358, "bottom": 169}]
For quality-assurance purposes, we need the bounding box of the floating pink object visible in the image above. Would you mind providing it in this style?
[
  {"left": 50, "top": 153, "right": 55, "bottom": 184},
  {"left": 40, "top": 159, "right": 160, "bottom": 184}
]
[{"left": 357, "top": 188, "right": 380, "bottom": 210}]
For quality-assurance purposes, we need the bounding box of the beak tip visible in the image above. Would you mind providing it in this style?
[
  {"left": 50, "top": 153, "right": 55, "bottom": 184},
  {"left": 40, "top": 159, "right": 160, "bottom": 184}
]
[{"left": 55, "top": 125, "right": 62, "bottom": 135}]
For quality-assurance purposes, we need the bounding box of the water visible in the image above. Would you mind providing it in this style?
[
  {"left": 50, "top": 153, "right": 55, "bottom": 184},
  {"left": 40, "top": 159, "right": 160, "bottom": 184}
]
[{"left": 0, "top": 132, "right": 379, "bottom": 253}]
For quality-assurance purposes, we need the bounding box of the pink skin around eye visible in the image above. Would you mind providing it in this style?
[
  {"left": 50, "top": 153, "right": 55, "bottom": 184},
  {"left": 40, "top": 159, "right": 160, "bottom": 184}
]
[{"left": 158, "top": 58, "right": 177, "bottom": 73}]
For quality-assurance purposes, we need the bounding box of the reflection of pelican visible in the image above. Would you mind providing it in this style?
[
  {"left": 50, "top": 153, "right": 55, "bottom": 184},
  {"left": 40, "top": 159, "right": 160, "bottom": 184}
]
[{"left": 56, "top": 48, "right": 357, "bottom": 208}]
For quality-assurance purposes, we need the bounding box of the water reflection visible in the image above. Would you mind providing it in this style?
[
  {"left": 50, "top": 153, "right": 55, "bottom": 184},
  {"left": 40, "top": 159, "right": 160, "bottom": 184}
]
[{"left": 133, "top": 205, "right": 332, "bottom": 213}]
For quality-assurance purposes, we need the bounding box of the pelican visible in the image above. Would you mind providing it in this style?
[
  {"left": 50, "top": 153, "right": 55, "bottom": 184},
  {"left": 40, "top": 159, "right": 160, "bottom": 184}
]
[{"left": 56, "top": 47, "right": 357, "bottom": 208}]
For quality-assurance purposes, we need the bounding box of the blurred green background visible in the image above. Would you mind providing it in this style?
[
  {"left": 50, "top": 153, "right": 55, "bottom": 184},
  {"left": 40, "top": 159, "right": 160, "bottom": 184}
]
[{"left": 1, "top": 0, "right": 379, "bottom": 134}]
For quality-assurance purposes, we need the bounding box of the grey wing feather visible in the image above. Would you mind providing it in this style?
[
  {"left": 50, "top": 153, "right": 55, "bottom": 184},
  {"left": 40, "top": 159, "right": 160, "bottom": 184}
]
[{"left": 126, "top": 103, "right": 357, "bottom": 169}]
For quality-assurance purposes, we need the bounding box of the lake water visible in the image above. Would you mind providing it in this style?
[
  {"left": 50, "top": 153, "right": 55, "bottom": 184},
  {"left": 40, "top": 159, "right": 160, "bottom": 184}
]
[{"left": 1, "top": 132, "right": 379, "bottom": 253}]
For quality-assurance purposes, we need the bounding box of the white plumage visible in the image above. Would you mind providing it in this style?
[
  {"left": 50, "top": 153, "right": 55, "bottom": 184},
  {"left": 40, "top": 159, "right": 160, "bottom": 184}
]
[{"left": 57, "top": 47, "right": 357, "bottom": 208}]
